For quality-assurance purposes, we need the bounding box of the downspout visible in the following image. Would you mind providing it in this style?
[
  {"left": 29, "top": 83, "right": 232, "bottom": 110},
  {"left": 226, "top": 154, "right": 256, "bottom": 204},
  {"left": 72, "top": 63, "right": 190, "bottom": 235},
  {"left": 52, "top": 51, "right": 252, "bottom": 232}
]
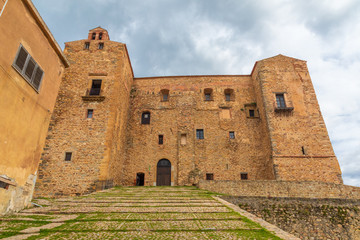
[{"left": 0, "top": 0, "right": 9, "bottom": 17}]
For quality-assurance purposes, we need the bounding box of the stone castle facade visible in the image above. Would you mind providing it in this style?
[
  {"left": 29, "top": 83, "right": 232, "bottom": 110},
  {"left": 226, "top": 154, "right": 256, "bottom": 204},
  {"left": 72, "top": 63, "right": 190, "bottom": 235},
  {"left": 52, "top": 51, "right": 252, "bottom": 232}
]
[{"left": 35, "top": 27, "right": 343, "bottom": 197}]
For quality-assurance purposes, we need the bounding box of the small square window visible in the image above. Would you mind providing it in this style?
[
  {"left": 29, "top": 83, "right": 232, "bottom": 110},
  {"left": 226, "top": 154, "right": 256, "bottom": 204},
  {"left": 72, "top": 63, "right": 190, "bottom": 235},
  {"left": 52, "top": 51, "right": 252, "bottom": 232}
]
[
  {"left": 241, "top": 173, "right": 248, "bottom": 180},
  {"left": 98, "top": 43, "right": 104, "bottom": 49},
  {"left": 84, "top": 42, "right": 90, "bottom": 49},
  {"left": 249, "top": 109, "right": 255, "bottom": 117},
  {"left": 159, "top": 135, "right": 164, "bottom": 145},
  {"left": 87, "top": 109, "right": 93, "bottom": 118},
  {"left": 206, "top": 173, "right": 214, "bottom": 180},
  {"left": 196, "top": 129, "right": 204, "bottom": 139},
  {"left": 229, "top": 131, "right": 235, "bottom": 139},
  {"left": 65, "top": 152, "right": 72, "bottom": 161}
]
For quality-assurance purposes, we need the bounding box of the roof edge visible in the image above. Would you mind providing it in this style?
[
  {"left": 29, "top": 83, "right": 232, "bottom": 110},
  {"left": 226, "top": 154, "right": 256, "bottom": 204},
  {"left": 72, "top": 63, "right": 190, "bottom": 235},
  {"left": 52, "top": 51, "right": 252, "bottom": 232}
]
[
  {"left": 134, "top": 74, "right": 250, "bottom": 80},
  {"left": 22, "top": 0, "right": 69, "bottom": 67}
]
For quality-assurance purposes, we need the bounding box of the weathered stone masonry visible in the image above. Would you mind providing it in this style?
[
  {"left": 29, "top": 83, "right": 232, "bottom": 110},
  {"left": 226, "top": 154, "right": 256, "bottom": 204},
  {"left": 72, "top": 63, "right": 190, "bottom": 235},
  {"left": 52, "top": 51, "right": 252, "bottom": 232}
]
[{"left": 35, "top": 28, "right": 343, "bottom": 197}]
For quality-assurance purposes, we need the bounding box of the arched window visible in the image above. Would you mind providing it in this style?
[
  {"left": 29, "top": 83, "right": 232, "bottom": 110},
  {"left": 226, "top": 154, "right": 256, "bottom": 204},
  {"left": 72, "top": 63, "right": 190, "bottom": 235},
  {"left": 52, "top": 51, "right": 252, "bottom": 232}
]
[
  {"left": 204, "top": 88, "right": 213, "bottom": 101},
  {"left": 160, "top": 89, "right": 169, "bottom": 101},
  {"left": 141, "top": 111, "right": 150, "bottom": 124},
  {"left": 224, "top": 89, "right": 234, "bottom": 101}
]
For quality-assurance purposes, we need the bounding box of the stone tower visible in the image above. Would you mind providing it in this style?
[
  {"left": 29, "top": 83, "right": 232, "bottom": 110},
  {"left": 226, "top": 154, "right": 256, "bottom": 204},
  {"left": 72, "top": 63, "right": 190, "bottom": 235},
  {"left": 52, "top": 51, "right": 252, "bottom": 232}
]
[
  {"left": 35, "top": 27, "right": 133, "bottom": 196},
  {"left": 251, "top": 55, "right": 342, "bottom": 183}
]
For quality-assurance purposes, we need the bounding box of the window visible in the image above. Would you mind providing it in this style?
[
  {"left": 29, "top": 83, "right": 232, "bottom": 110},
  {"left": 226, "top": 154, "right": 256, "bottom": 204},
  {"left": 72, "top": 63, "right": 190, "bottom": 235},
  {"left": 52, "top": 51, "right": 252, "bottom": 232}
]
[
  {"left": 301, "top": 146, "right": 306, "bottom": 155},
  {"left": 276, "top": 94, "right": 286, "bottom": 108},
  {"left": 87, "top": 109, "right": 93, "bottom": 118},
  {"left": 196, "top": 129, "right": 204, "bottom": 139},
  {"left": 13, "top": 45, "right": 44, "bottom": 91},
  {"left": 99, "top": 32, "right": 103, "bottom": 40},
  {"left": 229, "top": 131, "right": 235, "bottom": 139},
  {"left": 89, "top": 80, "right": 102, "bottom": 95},
  {"left": 241, "top": 173, "right": 248, "bottom": 180},
  {"left": 224, "top": 89, "right": 234, "bottom": 101},
  {"left": 206, "top": 173, "right": 214, "bottom": 180},
  {"left": 92, "top": 33, "right": 96, "bottom": 40},
  {"left": 65, "top": 152, "right": 72, "bottom": 161},
  {"left": 249, "top": 109, "right": 255, "bottom": 117},
  {"left": 159, "top": 135, "right": 164, "bottom": 145},
  {"left": 84, "top": 42, "right": 90, "bottom": 49},
  {"left": 160, "top": 89, "right": 169, "bottom": 101},
  {"left": 204, "top": 88, "right": 213, "bottom": 101},
  {"left": 141, "top": 112, "right": 150, "bottom": 124},
  {"left": 98, "top": 43, "right": 104, "bottom": 49}
]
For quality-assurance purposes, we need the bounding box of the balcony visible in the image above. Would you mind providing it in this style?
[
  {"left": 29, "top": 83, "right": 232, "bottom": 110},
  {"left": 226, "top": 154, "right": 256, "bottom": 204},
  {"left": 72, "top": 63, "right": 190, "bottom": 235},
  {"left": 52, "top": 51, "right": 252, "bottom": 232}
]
[{"left": 82, "top": 88, "right": 105, "bottom": 102}]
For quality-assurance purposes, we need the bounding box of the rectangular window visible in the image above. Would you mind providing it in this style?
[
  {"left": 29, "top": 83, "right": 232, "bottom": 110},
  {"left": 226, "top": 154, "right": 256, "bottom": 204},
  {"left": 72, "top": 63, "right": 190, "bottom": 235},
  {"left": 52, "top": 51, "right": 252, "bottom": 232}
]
[
  {"left": 159, "top": 135, "right": 164, "bottom": 145},
  {"left": 84, "top": 42, "right": 90, "bottom": 49},
  {"left": 196, "top": 129, "right": 204, "bottom": 139},
  {"left": 162, "top": 94, "right": 168, "bottom": 101},
  {"left": 276, "top": 94, "right": 286, "bottom": 108},
  {"left": 249, "top": 109, "right": 255, "bottom": 117},
  {"left": 98, "top": 43, "right": 104, "bottom": 49},
  {"left": 206, "top": 173, "right": 214, "bottom": 180},
  {"left": 65, "top": 152, "right": 72, "bottom": 161},
  {"left": 89, "top": 79, "right": 102, "bottom": 95},
  {"left": 87, "top": 109, "right": 93, "bottom": 118},
  {"left": 205, "top": 93, "right": 211, "bottom": 101},
  {"left": 225, "top": 93, "right": 231, "bottom": 101},
  {"left": 229, "top": 131, "right": 235, "bottom": 139},
  {"left": 99, "top": 33, "right": 103, "bottom": 40},
  {"left": 241, "top": 173, "right": 248, "bottom": 180},
  {"left": 12, "top": 45, "right": 44, "bottom": 92},
  {"left": 92, "top": 33, "right": 96, "bottom": 40}
]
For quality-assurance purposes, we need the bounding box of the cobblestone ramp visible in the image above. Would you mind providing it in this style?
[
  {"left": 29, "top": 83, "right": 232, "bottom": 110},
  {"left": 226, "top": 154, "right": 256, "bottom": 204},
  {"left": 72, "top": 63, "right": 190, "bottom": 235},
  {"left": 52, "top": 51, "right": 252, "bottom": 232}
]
[{"left": 0, "top": 187, "right": 299, "bottom": 239}]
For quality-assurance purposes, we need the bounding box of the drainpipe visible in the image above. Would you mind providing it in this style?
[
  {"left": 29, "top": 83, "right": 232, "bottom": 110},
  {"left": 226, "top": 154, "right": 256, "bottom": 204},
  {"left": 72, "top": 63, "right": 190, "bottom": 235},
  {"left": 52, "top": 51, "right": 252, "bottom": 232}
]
[{"left": 0, "top": 0, "right": 9, "bottom": 17}]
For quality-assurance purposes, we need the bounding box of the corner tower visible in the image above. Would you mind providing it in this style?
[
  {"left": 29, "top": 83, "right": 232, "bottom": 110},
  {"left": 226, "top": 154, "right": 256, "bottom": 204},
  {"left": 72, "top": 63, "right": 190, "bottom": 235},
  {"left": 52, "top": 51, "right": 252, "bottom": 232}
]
[
  {"left": 251, "top": 55, "right": 342, "bottom": 184},
  {"left": 35, "top": 28, "right": 134, "bottom": 197}
]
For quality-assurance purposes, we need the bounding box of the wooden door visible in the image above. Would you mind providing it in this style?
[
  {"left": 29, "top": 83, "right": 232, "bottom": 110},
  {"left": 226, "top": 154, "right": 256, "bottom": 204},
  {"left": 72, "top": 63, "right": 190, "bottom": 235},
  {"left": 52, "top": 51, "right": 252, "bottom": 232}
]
[{"left": 156, "top": 159, "right": 171, "bottom": 186}]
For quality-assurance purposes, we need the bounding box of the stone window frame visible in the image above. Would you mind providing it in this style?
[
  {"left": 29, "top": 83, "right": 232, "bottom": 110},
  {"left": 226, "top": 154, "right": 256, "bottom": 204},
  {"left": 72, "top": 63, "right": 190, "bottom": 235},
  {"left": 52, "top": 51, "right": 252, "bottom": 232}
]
[
  {"left": 240, "top": 172, "right": 248, "bottom": 180},
  {"left": 196, "top": 129, "right": 204, "bottom": 140},
  {"left": 204, "top": 88, "right": 214, "bottom": 101},
  {"left": 87, "top": 109, "right": 94, "bottom": 119},
  {"left": 229, "top": 131, "right": 235, "bottom": 139},
  {"left": 64, "top": 152, "right": 72, "bottom": 161},
  {"left": 244, "top": 103, "right": 260, "bottom": 118},
  {"left": 160, "top": 89, "right": 170, "bottom": 102},
  {"left": 206, "top": 173, "right": 214, "bottom": 180},
  {"left": 158, "top": 135, "right": 164, "bottom": 145},
  {"left": 224, "top": 88, "right": 235, "bottom": 101},
  {"left": 273, "top": 92, "right": 294, "bottom": 112},
  {"left": 141, "top": 111, "right": 151, "bottom": 124},
  {"left": 12, "top": 44, "right": 44, "bottom": 92}
]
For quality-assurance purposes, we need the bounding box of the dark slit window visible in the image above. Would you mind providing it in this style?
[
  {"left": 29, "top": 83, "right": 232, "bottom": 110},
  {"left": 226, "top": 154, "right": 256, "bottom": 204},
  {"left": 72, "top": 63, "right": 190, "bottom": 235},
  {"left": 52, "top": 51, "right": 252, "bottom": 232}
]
[
  {"left": 141, "top": 112, "right": 150, "bottom": 124},
  {"left": 90, "top": 80, "right": 101, "bottom": 95},
  {"left": 99, "top": 33, "right": 103, "bottom": 40},
  {"left": 92, "top": 33, "right": 96, "bottom": 40},
  {"left": 158, "top": 135, "right": 164, "bottom": 144},
  {"left": 65, "top": 152, "right": 72, "bottom": 161}
]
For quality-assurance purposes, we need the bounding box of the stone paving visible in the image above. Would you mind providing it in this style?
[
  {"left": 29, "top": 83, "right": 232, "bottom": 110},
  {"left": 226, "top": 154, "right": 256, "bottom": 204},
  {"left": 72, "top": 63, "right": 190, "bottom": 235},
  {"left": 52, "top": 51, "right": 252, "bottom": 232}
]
[{"left": 0, "top": 187, "right": 299, "bottom": 239}]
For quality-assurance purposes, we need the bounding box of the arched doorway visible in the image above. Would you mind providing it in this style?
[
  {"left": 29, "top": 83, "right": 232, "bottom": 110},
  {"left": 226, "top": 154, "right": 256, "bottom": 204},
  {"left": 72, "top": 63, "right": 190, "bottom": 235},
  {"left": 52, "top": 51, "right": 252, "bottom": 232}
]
[
  {"left": 156, "top": 159, "right": 171, "bottom": 186},
  {"left": 136, "top": 172, "right": 145, "bottom": 186}
]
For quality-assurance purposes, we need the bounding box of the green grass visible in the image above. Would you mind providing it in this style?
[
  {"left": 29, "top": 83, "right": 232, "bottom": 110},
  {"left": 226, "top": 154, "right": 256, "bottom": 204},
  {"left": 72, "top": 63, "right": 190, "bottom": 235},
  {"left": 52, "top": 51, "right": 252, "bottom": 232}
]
[{"left": 0, "top": 220, "right": 50, "bottom": 239}]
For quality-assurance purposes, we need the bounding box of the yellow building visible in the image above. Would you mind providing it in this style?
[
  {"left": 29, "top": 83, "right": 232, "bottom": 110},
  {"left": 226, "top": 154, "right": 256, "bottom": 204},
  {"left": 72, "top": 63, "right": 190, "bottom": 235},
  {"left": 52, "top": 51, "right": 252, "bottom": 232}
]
[{"left": 0, "top": 0, "right": 68, "bottom": 214}]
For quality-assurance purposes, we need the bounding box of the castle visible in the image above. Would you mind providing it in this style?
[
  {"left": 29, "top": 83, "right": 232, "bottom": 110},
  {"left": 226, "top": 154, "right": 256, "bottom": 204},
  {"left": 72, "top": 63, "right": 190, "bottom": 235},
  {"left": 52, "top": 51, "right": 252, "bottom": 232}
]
[{"left": 34, "top": 27, "right": 343, "bottom": 197}]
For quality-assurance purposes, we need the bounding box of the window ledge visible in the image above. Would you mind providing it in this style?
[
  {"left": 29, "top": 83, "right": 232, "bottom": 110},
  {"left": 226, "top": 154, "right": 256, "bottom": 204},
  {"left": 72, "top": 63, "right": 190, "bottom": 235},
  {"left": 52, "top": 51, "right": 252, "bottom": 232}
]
[
  {"left": 275, "top": 107, "right": 294, "bottom": 112},
  {"left": 82, "top": 96, "right": 105, "bottom": 102}
]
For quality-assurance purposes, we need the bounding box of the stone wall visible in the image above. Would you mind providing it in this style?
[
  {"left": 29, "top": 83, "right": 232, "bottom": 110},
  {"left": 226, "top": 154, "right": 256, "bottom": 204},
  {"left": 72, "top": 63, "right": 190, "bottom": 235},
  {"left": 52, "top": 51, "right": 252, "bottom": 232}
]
[
  {"left": 222, "top": 196, "right": 360, "bottom": 240},
  {"left": 199, "top": 180, "right": 360, "bottom": 199},
  {"left": 124, "top": 75, "right": 273, "bottom": 186}
]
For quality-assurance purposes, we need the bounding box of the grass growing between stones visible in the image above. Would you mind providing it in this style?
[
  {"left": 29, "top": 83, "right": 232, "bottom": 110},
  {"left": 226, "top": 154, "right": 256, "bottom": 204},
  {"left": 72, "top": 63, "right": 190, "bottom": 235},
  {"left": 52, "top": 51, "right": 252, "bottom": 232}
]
[
  {"left": 0, "top": 219, "right": 50, "bottom": 239},
  {"left": 3, "top": 186, "right": 284, "bottom": 239}
]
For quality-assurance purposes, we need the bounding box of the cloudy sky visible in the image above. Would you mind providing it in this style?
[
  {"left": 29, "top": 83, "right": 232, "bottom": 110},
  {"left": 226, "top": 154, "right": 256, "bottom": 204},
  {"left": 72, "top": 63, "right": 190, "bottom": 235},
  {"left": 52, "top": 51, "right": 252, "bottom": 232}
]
[{"left": 32, "top": 0, "right": 360, "bottom": 186}]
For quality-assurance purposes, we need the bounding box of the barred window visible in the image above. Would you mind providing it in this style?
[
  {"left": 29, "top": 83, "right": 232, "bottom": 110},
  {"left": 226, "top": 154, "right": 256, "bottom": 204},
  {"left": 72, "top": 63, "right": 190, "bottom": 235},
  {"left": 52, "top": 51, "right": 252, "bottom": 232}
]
[{"left": 13, "top": 45, "right": 44, "bottom": 92}]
